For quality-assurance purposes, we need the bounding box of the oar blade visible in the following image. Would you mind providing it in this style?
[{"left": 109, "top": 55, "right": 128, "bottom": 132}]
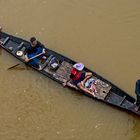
[{"left": 7, "top": 63, "right": 21, "bottom": 70}]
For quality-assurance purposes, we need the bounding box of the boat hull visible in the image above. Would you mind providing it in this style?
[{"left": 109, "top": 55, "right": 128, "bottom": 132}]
[{"left": 0, "top": 31, "right": 139, "bottom": 116}]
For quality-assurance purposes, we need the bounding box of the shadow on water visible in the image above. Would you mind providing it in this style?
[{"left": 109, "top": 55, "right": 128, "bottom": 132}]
[
  {"left": 131, "top": 118, "right": 140, "bottom": 140},
  {"left": 7, "top": 66, "right": 31, "bottom": 71},
  {"left": 0, "top": 48, "right": 2, "bottom": 55}
]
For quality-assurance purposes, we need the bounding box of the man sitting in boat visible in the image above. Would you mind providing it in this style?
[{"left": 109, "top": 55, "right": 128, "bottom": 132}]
[
  {"left": 24, "top": 37, "right": 46, "bottom": 70},
  {"left": 63, "top": 63, "right": 97, "bottom": 96}
]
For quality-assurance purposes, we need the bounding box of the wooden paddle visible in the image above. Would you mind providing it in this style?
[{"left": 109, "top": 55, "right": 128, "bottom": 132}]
[{"left": 7, "top": 52, "right": 44, "bottom": 70}]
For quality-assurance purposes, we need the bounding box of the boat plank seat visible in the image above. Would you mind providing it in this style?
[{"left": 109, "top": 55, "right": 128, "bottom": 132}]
[
  {"left": 119, "top": 95, "right": 126, "bottom": 105},
  {"left": 105, "top": 92, "right": 125, "bottom": 105},
  {"left": 2, "top": 37, "right": 10, "bottom": 45},
  {"left": 121, "top": 100, "right": 134, "bottom": 109},
  {"left": 17, "top": 42, "right": 24, "bottom": 49},
  {"left": 0, "top": 36, "right": 10, "bottom": 45},
  {"left": 12, "top": 42, "right": 24, "bottom": 54}
]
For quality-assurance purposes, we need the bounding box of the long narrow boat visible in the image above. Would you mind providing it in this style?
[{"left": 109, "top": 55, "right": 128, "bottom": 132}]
[{"left": 0, "top": 30, "right": 139, "bottom": 116}]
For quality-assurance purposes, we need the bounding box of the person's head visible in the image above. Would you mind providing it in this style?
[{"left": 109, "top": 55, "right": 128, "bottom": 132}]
[{"left": 30, "top": 37, "right": 37, "bottom": 47}]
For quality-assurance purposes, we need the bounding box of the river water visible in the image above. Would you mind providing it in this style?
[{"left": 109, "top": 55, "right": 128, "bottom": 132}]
[{"left": 0, "top": 0, "right": 140, "bottom": 140}]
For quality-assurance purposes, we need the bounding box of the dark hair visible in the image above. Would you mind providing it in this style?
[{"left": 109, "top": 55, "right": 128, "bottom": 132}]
[{"left": 30, "top": 37, "right": 36, "bottom": 43}]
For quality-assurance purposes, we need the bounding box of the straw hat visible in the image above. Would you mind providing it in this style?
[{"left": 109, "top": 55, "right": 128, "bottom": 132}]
[{"left": 73, "top": 63, "right": 84, "bottom": 71}]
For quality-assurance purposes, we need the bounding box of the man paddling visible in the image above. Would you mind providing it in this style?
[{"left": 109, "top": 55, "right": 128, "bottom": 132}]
[{"left": 24, "top": 37, "right": 46, "bottom": 70}]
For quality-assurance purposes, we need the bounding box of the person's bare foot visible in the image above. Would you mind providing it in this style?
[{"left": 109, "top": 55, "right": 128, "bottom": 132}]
[
  {"left": 134, "top": 106, "right": 139, "bottom": 111},
  {"left": 38, "top": 65, "right": 44, "bottom": 71}
]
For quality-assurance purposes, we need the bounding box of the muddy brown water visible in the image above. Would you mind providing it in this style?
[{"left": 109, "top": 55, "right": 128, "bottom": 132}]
[{"left": 0, "top": 0, "right": 140, "bottom": 140}]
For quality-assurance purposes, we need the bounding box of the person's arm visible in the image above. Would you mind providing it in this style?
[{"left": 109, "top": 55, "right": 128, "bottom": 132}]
[
  {"left": 82, "top": 74, "right": 92, "bottom": 84},
  {"left": 78, "top": 83, "right": 95, "bottom": 97},
  {"left": 42, "top": 48, "right": 46, "bottom": 54},
  {"left": 24, "top": 54, "right": 29, "bottom": 62},
  {"left": 67, "top": 82, "right": 78, "bottom": 90},
  {"left": 63, "top": 78, "right": 78, "bottom": 90}
]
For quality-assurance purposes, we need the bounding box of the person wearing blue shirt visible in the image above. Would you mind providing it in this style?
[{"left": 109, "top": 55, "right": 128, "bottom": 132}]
[{"left": 24, "top": 37, "right": 46, "bottom": 70}]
